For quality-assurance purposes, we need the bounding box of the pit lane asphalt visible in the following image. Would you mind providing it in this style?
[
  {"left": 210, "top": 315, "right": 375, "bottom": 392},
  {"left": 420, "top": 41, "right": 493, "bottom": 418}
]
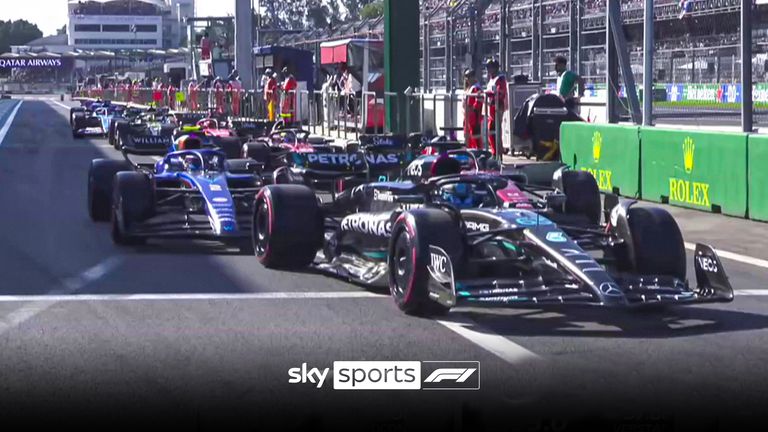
[{"left": 1, "top": 97, "right": 768, "bottom": 430}]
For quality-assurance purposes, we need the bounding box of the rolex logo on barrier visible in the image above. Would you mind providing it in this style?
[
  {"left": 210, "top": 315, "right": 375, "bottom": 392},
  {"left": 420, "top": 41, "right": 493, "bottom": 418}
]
[
  {"left": 669, "top": 136, "right": 711, "bottom": 208},
  {"left": 580, "top": 130, "right": 613, "bottom": 192},
  {"left": 592, "top": 131, "right": 602, "bottom": 163},
  {"left": 683, "top": 136, "right": 695, "bottom": 174}
]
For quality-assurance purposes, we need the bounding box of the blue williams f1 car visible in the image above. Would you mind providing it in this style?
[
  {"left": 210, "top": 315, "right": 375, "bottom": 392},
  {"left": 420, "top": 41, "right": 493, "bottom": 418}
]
[
  {"left": 70, "top": 100, "right": 125, "bottom": 138},
  {"left": 252, "top": 164, "right": 734, "bottom": 315},
  {"left": 87, "top": 134, "right": 262, "bottom": 250}
]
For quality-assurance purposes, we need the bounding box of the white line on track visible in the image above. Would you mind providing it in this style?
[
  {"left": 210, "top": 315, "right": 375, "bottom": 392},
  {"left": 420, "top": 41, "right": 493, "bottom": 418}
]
[
  {"left": 0, "top": 257, "right": 122, "bottom": 335},
  {"left": 0, "top": 101, "right": 23, "bottom": 147},
  {"left": 735, "top": 290, "right": 768, "bottom": 296},
  {"left": 685, "top": 242, "right": 768, "bottom": 270},
  {"left": 49, "top": 100, "right": 72, "bottom": 110},
  {"left": 437, "top": 315, "right": 540, "bottom": 364},
  {"left": 0, "top": 291, "right": 385, "bottom": 303}
]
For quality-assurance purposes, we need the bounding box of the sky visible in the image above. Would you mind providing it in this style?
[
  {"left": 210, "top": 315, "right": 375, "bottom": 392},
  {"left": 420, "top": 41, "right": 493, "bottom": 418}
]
[{"left": 5, "top": 0, "right": 237, "bottom": 37}]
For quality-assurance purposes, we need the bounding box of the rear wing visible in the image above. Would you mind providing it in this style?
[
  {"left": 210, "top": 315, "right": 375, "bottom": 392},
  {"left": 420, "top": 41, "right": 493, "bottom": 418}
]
[{"left": 120, "top": 131, "right": 173, "bottom": 156}]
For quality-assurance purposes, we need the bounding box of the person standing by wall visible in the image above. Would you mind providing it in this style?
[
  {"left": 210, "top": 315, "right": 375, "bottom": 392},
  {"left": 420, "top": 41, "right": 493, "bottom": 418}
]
[
  {"left": 280, "top": 66, "right": 298, "bottom": 124},
  {"left": 463, "top": 69, "right": 484, "bottom": 150},
  {"left": 484, "top": 58, "right": 508, "bottom": 156},
  {"left": 263, "top": 69, "right": 278, "bottom": 121},
  {"left": 554, "top": 55, "right": 585, "bottom": 112}
]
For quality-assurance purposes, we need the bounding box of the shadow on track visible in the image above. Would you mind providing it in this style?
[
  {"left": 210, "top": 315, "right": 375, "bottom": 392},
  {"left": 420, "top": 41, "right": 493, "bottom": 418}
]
[{"left": 451, "top": 304, "right": 768, "bottom": 339}]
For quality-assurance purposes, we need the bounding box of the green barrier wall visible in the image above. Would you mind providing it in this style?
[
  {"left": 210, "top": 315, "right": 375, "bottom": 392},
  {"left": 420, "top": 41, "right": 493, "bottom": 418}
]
[
  {"left": 560, "top": 123, "right": 641, "bottom": 196},
  {"left": 748, "top": 135, "right": 768, "bottom": 221},
  {"left": 640, "top": 128, "right": 747, "bottom": 217}
]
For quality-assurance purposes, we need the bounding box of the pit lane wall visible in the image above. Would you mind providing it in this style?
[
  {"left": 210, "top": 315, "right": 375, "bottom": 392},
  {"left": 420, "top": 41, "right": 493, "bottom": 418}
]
[{"left": 560, "top": 123, "right": 767, "bottom": 221}]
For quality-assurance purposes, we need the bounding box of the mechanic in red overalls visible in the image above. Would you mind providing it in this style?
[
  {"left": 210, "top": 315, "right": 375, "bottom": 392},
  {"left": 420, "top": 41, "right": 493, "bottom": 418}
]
[
  {"left": 166, "top": 82, "right": 176, "bottom": 110},
  {"left": 214, "top": 77, "right": 226, "bottom": 115},
  {"left": 484, "top": 58, "right": 508, "bottom": 156},
  {"left": 227, "top": 70, "right": 243, "bottom": 117},
  {"left": 280, "top": 66, "right": 298, "bottom": 125},
  {"left": 188, "top": 79, "right": 198, "bottom": 111},
  {"left": 463, "top": 68, "right": 484, "bottom": 150},
  {"left": 263, "top": 69, "right": 278, "bottom": 121}
]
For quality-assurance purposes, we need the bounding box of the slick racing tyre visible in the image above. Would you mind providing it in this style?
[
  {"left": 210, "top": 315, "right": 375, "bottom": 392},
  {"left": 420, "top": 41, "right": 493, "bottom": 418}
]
[
  {"left": 559, "top": 170, "right": 601, "bottom": 226},
  {"left": 253, "top": 185, "right": 323, "bottom": 268},
  {"left": 88, "top": 159, "right": 131, "bottom": 222},
  {"left": 388, "top": 209, "right": 465, "bottom": 316},
  {"left": 620, "top": 207, "right": 687, "bottom": 280},
  {"left": 69, "top": 107, "right": 85, "bottom": 127},
  {"left": 71, "top": 114, "right": 85, "bottom": 139},
  {"left": 111, "top": 172, "right": 155, "bottom": 246},
  {"left": 109, "top": 120, "right": 127, "bottom": 149},
  {"left": 114, "top": 122, "right": 131, "bottom": 150}
]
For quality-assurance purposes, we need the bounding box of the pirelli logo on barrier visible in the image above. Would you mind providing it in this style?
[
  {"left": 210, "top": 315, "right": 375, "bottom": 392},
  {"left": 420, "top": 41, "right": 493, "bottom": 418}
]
[
  {"left": 580, "top": 131, "right": 614, "bottom": 191},
  {"left": 668, "top": 137, "right": 712, "bottom": 207}
]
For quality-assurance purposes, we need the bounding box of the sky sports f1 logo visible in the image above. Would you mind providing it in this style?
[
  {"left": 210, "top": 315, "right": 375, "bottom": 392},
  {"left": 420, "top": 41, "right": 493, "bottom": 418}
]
[{"left": 288, "top": 361, "right": 479, "bottom": 390}]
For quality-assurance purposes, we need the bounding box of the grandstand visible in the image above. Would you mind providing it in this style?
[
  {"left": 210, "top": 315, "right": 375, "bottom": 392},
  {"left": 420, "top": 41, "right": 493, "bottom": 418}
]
[{"left": 274, "top": 0, "right": 766, "bottom": 90}]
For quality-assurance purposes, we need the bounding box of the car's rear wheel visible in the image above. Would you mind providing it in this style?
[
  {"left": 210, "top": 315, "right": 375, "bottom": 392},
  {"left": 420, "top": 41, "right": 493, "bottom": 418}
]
[
  {"left": 88, "top": 159, "right": 131, "bottom": 222},
  {"left": 253, "top": 185, "right": 322, "bottom": 268},
  {"left": 111, "top": 172, "right": 154, "bottom": 246},
  {"left": 388, "top": 209, "right": 464, "bottom": 316}
]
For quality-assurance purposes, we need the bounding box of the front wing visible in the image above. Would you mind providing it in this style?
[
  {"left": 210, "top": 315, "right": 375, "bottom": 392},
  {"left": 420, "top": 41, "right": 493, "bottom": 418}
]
[{"left": 426, "top": 243, "right": 734, "bottom": 309}]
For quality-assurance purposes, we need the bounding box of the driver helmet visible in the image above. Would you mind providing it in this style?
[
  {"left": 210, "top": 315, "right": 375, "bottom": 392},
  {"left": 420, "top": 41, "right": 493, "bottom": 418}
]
[
  {"left": 183, "top": 154, "right": 202, "bottom": 172},
  {"left": 177, "top": 135, "right": 202, "bottom": 150},
  {"left": 440, "top": 183, "right": 476, "bottom": 209}
]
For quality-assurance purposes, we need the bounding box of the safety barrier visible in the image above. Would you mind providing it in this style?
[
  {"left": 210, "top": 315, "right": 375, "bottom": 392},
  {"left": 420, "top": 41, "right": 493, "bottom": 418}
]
[
  {"left": 559, "top": 123, "right": 641, "bottom": 197},
  {"left": 748, "top": 134, "right": 768, "bottom": 222},
  {"left": 640, "top": 128, "right": 748, "bottom": 217}
]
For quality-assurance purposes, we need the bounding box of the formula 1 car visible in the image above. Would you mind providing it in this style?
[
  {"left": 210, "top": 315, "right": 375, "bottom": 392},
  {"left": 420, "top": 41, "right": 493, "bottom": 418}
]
[
  {"left": 70, "top": 100, "right": 122, "bottom": 138},
  {"left": 87, "top": 134, "right": 262, "bottom": 250},
  {"left": 113, "top": 108, "right": 178, "bottom": 151},
  {"left": 252, "top": 164, "right": 734, "bottom": 315},
  {"left": 106, "top": 105, "right": 146, "bottom": 148},
  {"left": 172, "top": 117, "right": 247, "bottom": 159}
]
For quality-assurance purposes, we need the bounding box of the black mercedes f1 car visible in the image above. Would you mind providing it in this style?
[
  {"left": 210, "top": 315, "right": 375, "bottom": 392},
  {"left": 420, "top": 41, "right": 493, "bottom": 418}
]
[{"left": 251, "top": 166, "right": 734, "bottom": 315}]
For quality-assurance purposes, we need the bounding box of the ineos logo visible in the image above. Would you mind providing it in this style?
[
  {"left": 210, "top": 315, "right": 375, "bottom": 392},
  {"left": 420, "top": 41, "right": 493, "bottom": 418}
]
[
  {"left": 430, "top": 252, "right": 447, "bottom": 274},
  {"left": 697, "top": 256, "right": 718, "bottom": 273}
]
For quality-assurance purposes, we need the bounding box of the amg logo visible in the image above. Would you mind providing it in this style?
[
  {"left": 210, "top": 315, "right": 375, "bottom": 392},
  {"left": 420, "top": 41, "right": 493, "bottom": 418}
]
[
  {"left": 465, "top": 221, "right": 491, "bottom": 232},
  {"left": 669, "top": 178, "right": 711, "bottom": 207},
  {"left": 134, "top": 136, "right": 169, "bottom": 146},
  {"left": 430, "top": 252, "right": 448, "bottom": 274},
  {"left": 341, "top": 214, "right": 392, "bottom": 237},
  {"left": 373, "top": 189, "right": 395, "bottom": 202},
  {"left": 696, "top": 255, "right": 718, "bottom": 273}
]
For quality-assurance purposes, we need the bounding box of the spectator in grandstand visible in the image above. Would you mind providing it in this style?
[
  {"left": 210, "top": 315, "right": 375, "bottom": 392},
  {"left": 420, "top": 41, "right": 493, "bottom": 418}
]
[
  {"left": 463, "top": 69, "right": 483, "bottom": 150},
  {"left": 484, "top": 58, "right": 508, "bottom": 156},
  {"left": 554, "top": 55, "right": 585, "bottom": 111}
]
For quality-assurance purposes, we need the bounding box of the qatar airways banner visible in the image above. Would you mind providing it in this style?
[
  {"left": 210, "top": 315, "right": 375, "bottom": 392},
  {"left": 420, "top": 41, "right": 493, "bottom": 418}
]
[{"left": 0, "top": 58, "right": 64, "bottom": 68}]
